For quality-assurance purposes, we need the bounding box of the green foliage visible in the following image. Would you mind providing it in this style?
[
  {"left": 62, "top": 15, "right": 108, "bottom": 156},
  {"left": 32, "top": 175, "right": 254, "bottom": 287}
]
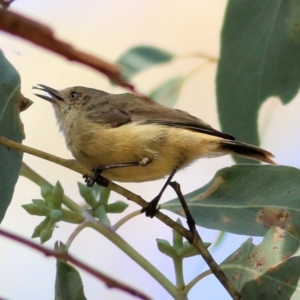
[
  {"left": 77, "top": 182, "right": 98, "bottom": 207},
  {"left": 0, "top": 50, "right": 24, "bottom": 222},
  {"left": 157, "top": 219, "right": 207, "bottom": 259},
  {"left": 149, "top": 77, "right": 184, "bottom": 108},
  {"left": 116, "top": 46, "right": 185, "bottom": 107},
  {"left": 116, "top": 45, "right": 174, "bottom": 80},
  {"left": 163, "top": 165, "right": 300, "bottom": 238},
  {"left": 216, "top": 0, "right": 300, "bottom": 163},
  {"left": 23, "top": 182, "right": 84, "bottom": 243},
  {"left": 78, "top": 182, "right": 128, "bottom": 224},
  {"left": 222, "top": 227, "right": 300, "bottom": 299},
  {"left": 106, "top": 201, "right": 128, "bottom": 213},
  {"left": 5, "top": 1, "right": 300, "bottom": 299},
  {"left": 55, "top": 242, "right": 87, "bottom": 300}
]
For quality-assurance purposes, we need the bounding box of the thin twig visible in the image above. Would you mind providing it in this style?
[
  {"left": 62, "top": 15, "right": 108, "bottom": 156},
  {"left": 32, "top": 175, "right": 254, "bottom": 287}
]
[
  {"left": 185, "top": 269, "right": 212, "bottom": 293},
  {"left": 65, "top": 220, "right": 89, "bottom": 250},
  {"left": 113, "top": 210, "right": 141, "bottom": 231},
  {"left": 179, "top": 51, "right": 218, "bottom": 62},
  {"left": 0, "top": 9, "right": 133, "bottom": 90},
  {"left": 0, "top": 136, "right": 93, "bottom": 177},
  {"left": 169, "top": 181, "right": 196, "bottom": 234},
  {"left": 0, "top": 228, "right": 151, "bottom": 300},
  {"left": 0, "top": 136, "right": 241, "bottom": 299}
]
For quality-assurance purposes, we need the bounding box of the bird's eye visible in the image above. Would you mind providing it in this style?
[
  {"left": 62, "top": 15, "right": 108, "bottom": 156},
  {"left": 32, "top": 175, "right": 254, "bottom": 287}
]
[{"left": 70, "top": 91, "right": 78, "bottom": 100}]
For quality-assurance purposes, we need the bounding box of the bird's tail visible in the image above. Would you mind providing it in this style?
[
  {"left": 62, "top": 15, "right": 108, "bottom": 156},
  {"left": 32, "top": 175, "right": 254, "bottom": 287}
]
[{"left": 219, "top": 140, "right": 276, "bottom": 164}]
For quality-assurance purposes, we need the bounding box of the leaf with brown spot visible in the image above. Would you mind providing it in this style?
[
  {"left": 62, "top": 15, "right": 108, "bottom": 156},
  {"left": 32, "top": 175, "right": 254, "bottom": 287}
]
[
  {"left": 216, "top": 0, "right": 300, "bottom": 164},
  {"left": 221, "top": 227, "right": 300, "bottom": 299},
  {"left": 163, "top": 165, "right": 300, "bottom": 239}
]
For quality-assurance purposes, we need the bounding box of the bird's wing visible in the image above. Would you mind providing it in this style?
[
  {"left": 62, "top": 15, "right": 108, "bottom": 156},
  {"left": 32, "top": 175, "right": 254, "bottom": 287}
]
[
  {"left": 86, "top": 104, "right": 132, "bottom": 127},
  {"left": 87, "top": 92, "right": 235, "bottom": 140}
]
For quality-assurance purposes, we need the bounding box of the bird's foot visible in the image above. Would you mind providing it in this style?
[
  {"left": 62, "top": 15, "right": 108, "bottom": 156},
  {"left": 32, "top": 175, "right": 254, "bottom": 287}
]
[{"left": 141, "top": 195, "right": 160, "bottom": 218}]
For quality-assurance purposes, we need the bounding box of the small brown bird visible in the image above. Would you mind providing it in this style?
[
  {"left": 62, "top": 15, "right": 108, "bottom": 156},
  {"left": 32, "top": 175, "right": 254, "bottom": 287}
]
[{"left": 33, "top": 84, "right": 275, "bottom": 217}]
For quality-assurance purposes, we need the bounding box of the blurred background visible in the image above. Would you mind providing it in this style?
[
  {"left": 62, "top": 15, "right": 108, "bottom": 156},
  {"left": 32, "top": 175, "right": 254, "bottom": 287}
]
[{"left": 0, "top": 1, "right": 299, "bottom": 299}]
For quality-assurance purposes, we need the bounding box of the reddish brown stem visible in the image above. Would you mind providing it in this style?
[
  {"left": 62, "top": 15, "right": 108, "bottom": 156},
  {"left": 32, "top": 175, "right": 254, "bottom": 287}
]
[
  {"left": 0, "top": 9, "right": 134, "bottom": 90},
  {"left": 0, "top": 228, "right": 151, "bottom": 300}
]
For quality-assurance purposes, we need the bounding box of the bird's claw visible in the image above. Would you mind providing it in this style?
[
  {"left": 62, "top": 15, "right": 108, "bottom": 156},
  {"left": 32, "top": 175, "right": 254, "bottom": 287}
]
[{"left": 141, "top": 196, "right": 160, "bottom": 218}]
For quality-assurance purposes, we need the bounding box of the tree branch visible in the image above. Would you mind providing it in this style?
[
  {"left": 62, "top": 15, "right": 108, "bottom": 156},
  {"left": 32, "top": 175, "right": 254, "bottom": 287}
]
[
  {"left": 0, "top": 8, "right": 134, "bottom": 90},
  {"left": 0, "top": 228, "right": 151, "bottom": 300},
  {"left": 0, "top": 136, "right": 241, "bottom": 300}
]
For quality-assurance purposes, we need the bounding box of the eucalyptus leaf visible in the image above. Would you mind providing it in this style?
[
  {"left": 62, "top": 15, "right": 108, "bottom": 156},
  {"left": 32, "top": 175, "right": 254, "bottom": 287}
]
[
  {"left": 222, "top": 227, "right": 300, "bottom": 300},
  {"left": 149, "top": 77, "right": 183, "bottom": 107},
  {"left": 163, "top": 165, "right": 300, "bottom": 238},
  {"left": 116, "top": 45, "right": 174, "bottom": 80},
  {"left": 216, "top": 0, "right": 300, "bottom": 163},
  {"left": 0, "top": 50, "right": 25, "bottom": 222},
  {"left": 55, "top": 259, "right": 87, "bottom": 300}
]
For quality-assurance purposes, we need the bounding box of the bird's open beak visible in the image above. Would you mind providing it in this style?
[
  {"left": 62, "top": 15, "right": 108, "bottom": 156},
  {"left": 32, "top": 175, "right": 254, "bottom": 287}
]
[{"left": 32, "top": 84, "right": 63, "bottom": 102}]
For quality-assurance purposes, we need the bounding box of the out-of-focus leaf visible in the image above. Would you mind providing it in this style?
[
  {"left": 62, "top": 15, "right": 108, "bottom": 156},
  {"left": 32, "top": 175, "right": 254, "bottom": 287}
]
[
  {"left": 210, "top": 231, "right": 227, "bottom": 251},
  {"left": 116, "top": 45, "right": 174, "bottom": 80},
  {"left": 216, "top": 0, "right": 300, "bottom": 163},
  {"left": 149, "top": 77, "right": 183, "bottom": 107},
  {"left": 156, "top": 239, "right": 178, "bottom": 258},
  {"left": 106, "top": 201, "right": 128, "bottom": 213},
  {"left": 77, "top": 182, "right": 97, "bottom": 207},
  {"left": 55, "top": 243, "right": 87, "bottom": 300},
  {"left": 163, "top": 165, "right": 300, "bottom": 238},
  {"left": 221, "top": 227, "right": 300, "bottom": 300},
  {"left": 0, "top": 0, "right": 14, "bottom": 9},
  {"left": 0, "top": 49, "right": 25, "bottom": 222}
]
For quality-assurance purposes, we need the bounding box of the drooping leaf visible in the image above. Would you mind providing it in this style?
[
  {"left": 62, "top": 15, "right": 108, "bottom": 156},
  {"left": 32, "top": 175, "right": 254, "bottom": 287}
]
[
  {"left": 0, "top": 49, "right": 25, "bottom": 222},
  {"left": 0, "top": 0, "right": 13, "bottom": 9},
  {"left": 163, "top": 165, "right": 300, "bottom": 238},
  {"left": 221, "top": 227, "right": 300, "bottom": 300},
  {"left": 149, "top": 77, "right": 183, "bottom": 107},
  {"left": 116, "top": 45, "right": 174, "bottom": 80},
  {"left": 55, "top": 243, "right": 87, "bottom": 300},
  {"left": 216, "top": 0, "right": 300, "bottom": 163}
]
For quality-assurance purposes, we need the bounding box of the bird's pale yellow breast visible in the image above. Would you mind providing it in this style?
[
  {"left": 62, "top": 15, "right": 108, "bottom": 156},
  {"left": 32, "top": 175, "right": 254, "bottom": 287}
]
[{"left": 65, "top": 120, "right": 222, "bottom": 182}]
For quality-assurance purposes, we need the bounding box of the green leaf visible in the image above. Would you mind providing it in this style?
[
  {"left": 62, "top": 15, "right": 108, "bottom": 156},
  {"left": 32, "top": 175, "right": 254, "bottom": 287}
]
[
  {"left": 41, "top": 185, "right": 52, "bottom": 203},
  {"left": 242, "top": 257, "right": 300, "bottom": 300},
  {"left": 50, "top": 209, "right": 63, "bottom": 222},
  {"left": 106, "top": 201, "right": 128, "bottom": 213},
  {"left": 116, "top": 45, "right": 174, "bottom": 80},
  {"left": 216, "top": 0, "right": 300, "bottom": 163},
  {"left": 40, "top": 220, "right": 55, "bottom": 244},
  {"left": 149, "top": 77, "right": 183, "bottom": 107},
  {"left": 156, "top": 239, "right": 178, "bottom": 258},
  {"left": 173, "top": 218, "right": 184, "bottom": 249},
  {"left": 32, "top": 199, "right": 47, "bottom": 207},
  {"left": 31, "top": 218, "right": 50, "bottom": 238},
  {"left": 99, "top": 186, "right": 111, "bottom": 206},
  {"left": 177, "top": 241, "right": 208, "bottom": 258},
  {"left": 210, "top": 231, "right": 227, "bottom": 250},
  {"left": 22, "top": 203, "right": 50, "bottom": 216},
  {"left": 222, "top": 227, "right": 300, "bottom": 299},
  {"left": 163, "top": 165, "right": 300, "bottom": 238},
  {"left": 0, "top": 50, "right": 24, "bottom": 222},
  {"left": 51, "top": 181, "right": 64, "bottom": 208},
  {"left": 60, "top": 208, "right": 84, "bottom": 224},
  {"left": 55, "top": 259, "right": 87, "bottom": 300},
  {"left": 77, "top": 182, "right": 97, "bottom": 207},
  {"left": 94, "top": 205, "right": 111, "bottom": 226}
]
